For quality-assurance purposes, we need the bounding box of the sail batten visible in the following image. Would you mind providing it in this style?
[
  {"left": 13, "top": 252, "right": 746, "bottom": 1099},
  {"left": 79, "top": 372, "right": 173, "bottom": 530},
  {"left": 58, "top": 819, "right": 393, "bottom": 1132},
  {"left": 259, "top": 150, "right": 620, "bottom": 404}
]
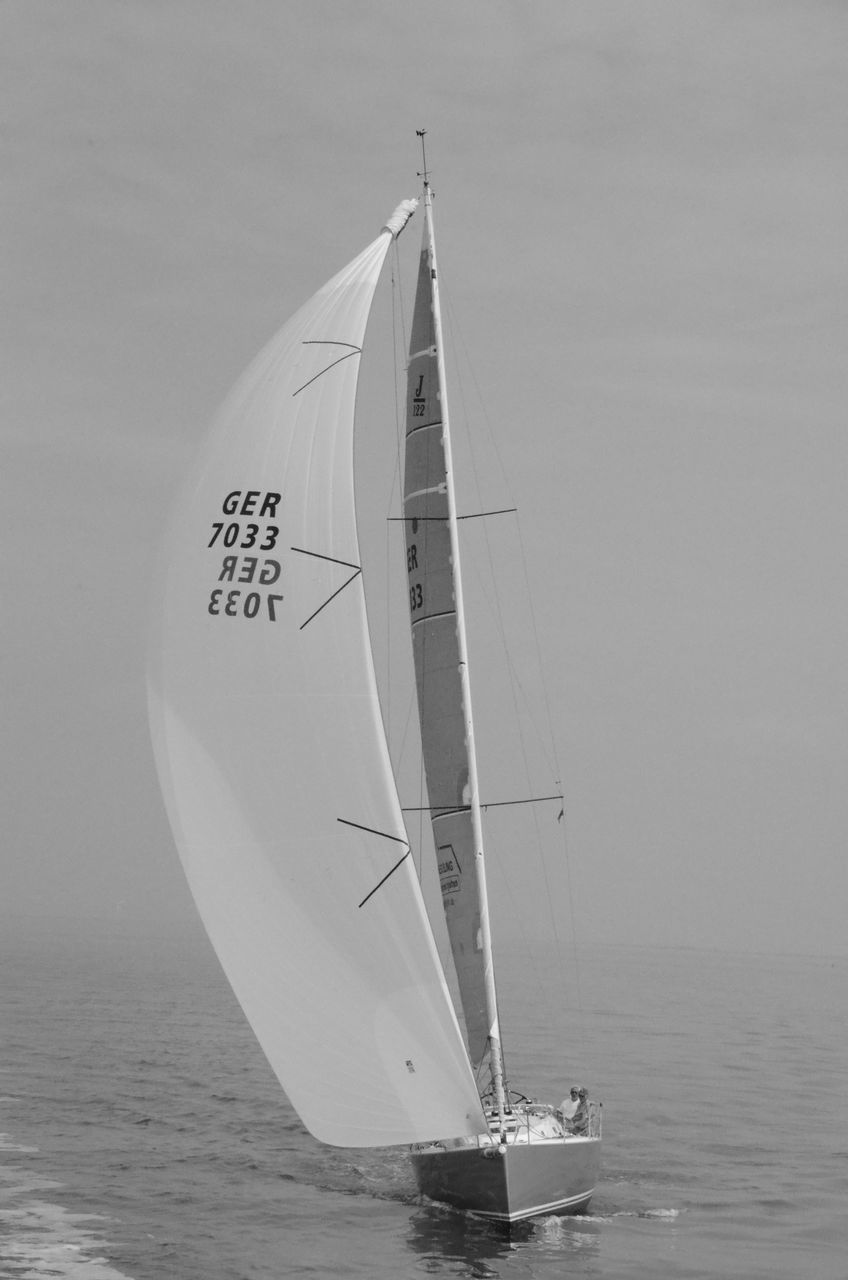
[{"left": 149, "top": 214, "right": 486, "bottom": 1148}]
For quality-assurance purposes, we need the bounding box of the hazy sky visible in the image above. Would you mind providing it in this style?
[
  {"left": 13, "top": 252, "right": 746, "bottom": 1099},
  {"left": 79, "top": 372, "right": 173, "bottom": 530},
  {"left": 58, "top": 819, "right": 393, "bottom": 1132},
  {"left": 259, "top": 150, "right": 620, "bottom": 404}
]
[{"left": 3, "top": 1, "right": 846, "bottom": 958}]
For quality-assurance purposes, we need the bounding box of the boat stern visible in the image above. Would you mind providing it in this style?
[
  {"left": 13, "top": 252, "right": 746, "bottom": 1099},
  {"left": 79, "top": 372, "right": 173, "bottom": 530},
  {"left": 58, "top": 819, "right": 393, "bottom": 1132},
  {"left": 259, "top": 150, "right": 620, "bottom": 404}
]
[{"left": 411, "top": 1130, "right": 601, "bottom": 1222}]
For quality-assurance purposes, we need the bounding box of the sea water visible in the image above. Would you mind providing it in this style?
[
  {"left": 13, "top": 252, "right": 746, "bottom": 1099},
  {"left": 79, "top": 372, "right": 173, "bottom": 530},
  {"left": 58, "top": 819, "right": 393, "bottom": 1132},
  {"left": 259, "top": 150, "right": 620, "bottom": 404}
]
[{"left": 1, "top": 923, "right": 846, "bottom": 1279}]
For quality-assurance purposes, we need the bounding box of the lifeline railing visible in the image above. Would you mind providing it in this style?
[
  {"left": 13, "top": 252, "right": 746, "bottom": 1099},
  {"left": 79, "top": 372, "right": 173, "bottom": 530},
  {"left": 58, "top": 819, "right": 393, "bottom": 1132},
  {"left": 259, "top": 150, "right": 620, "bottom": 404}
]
[{"left": 494, "top": 1099, "right": 604, "bottom": 1142}]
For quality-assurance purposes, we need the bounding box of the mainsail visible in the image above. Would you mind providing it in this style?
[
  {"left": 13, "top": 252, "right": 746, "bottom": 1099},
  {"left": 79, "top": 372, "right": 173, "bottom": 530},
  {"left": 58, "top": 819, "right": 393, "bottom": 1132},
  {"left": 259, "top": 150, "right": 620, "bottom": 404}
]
[
  {"left": 148, "top": 203, "right": 487, "bottom": 1148},
  {"left": 402, "top": 196, "right": 500, "bottom": 1077}
]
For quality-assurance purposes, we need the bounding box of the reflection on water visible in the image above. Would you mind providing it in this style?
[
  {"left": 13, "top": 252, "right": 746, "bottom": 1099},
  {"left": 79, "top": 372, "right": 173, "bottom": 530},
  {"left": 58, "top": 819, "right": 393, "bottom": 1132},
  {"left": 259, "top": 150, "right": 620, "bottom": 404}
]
[{"left": 406, "top": 1201, "right": 603, "bottom": 1277}]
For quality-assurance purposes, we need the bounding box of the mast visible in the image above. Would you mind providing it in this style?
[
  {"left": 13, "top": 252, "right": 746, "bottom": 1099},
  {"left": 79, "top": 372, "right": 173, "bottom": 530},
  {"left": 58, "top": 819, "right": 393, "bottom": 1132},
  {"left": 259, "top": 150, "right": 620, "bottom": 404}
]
[{"left": 417, "top": 140, "right": 507, "bottom": 1122}]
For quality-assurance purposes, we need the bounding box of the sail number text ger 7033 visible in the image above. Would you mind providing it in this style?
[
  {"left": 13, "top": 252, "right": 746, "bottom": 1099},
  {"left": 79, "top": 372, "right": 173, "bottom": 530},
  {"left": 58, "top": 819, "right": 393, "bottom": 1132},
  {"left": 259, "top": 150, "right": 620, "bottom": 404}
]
[{"left": 206, "top": 489, "right": 283, "bottom": 622}]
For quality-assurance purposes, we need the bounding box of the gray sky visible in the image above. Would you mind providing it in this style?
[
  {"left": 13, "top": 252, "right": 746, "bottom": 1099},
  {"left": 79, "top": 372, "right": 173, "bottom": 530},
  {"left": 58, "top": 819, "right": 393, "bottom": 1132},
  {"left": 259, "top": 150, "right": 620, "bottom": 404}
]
[{"left": 3, "top": 1, "right": 846, "bottom": 957}]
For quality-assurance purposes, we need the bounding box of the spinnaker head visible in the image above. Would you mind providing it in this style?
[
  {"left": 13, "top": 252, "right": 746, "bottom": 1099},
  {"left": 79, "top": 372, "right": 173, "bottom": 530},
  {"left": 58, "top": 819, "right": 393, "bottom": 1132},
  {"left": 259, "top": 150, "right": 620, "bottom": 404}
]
[{"left": 382, "top": 197, "right": 418, "bottom": 239}]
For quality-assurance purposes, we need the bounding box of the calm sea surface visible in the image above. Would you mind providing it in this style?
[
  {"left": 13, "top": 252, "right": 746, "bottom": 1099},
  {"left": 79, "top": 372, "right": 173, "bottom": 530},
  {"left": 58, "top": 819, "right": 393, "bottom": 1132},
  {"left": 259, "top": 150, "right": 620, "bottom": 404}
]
[{"left": 1, "top": 924, "right": 846, "bottom": 1279}]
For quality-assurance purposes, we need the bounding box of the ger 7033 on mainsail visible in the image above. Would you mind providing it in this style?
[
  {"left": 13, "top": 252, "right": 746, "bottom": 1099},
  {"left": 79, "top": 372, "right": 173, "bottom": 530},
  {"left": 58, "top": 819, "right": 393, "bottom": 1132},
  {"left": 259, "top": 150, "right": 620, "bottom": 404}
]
[{"left": 148, "top": 160, "right": 601, "bottom": 1224}]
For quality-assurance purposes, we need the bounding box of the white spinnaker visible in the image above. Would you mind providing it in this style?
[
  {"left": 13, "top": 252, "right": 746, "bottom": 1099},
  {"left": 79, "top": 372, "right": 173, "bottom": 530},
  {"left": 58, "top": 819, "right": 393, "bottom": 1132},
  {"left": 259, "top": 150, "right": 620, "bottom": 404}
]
[{"left": 148, "top": 216, "right": 486, "bottom": 1147}]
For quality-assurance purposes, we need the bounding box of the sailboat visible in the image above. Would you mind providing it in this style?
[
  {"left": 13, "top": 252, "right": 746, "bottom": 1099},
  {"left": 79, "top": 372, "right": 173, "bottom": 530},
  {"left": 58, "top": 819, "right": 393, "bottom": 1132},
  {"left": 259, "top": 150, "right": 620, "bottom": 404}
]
[{"left": 148, "top": 153, "right": 601, "bottom": 1224}]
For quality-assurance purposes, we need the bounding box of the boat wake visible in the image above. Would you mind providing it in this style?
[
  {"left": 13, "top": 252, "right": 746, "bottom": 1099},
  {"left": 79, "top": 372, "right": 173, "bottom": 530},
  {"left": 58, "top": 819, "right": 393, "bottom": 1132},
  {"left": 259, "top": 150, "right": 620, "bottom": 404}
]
[
  {"left": 569, "top": 1206, "right": 682, "bottom": 1224},
  {"left": 0, "top": 1136, "right": 128, "bottom": 1280}
]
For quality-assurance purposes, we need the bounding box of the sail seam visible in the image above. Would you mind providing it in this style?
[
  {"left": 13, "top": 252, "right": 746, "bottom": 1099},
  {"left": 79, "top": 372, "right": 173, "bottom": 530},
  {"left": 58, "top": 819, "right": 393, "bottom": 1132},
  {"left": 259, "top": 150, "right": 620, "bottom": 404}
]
[
  {"left": 406, "top": 419, "right": 442, "bottom": 438},
  {"left": 411, "top": 609, "right": 456, "bottom": 628},
  {"left": 405, "top": 483, "right": 447, "bottom": 501}
]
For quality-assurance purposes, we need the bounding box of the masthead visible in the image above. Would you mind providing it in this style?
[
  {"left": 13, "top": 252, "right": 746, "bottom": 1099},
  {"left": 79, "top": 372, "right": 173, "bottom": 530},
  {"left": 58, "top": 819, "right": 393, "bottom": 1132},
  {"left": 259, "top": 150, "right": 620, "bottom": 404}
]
[{"left": 416, "top": 129, "right": 430, "bottom": 188}]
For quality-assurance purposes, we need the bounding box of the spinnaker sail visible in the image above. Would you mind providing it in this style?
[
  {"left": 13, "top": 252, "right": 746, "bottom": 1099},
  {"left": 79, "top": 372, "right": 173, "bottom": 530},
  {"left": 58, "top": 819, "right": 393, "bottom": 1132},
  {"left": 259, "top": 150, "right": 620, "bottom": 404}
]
[{"left": 148, "top": 203, "right": 487, "bottom": 1147}]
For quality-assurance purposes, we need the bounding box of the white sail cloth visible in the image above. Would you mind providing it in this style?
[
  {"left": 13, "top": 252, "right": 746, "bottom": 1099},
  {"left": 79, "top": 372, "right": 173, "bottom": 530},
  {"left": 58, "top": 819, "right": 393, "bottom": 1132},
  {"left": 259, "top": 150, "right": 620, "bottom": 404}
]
[{"left": 148, "top": 216, "right": 485, "bottom": 1147}]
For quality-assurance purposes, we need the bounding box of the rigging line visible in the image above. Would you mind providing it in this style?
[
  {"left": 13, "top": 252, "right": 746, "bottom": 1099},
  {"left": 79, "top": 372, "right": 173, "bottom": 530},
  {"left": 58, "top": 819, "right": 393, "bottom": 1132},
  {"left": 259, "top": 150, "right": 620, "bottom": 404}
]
[
  {"left": 386, "top": 508, "right": 517, "bottom": 522},
  {"left": 421, "top": 805, "right": 469, "bottom": 818},
  {"left": 442, "top": 281, "right": 570, "bottom": 1008},
  {"left": 292, "top": 347, "right": 361, "bottom": 396},
  {"left": 558, "top": 803, "right": 584, "bottom": 1025},
  {"left": 357, "top": 849, "right": 413, "bottom": 909},
  {"left": 290, "top": 547, "right": 360, "bottom": 570},
  {"left": 442, "top": 287, "right": 560, "bottom": 803},
  {"left": 302, "top": 340, "right": 361, "bottom": 349},
  {"left": 440, "top": 281, "right": 512, "bottom": 514},
  {"left": 511, "top": 499, "right": 563, "bottom": 781},
  {"left": 473, "top": 523, "right": 567, "bottom": 997},
  {"left": 337, "top": 817, "right": 408, "bottom": 843},
  {"left": 458, "top": 508, "right": 517, "bottom": 521},
  {"left": 402, "top": 792, "right": 563, "bottom": 814},
  {"left": 509, "top": 508, "right": 580, "bottom": 1007},
  {"left": 290, "top": 546, "right": 363, "bottom": 629},
  {"left": 485, "top": 793, "right": 563, "bottom": 811},
  {"left": 437, "top": 309, "right": 546, "bottom": 789},
  {"left": 296, "top": 568, "right": 361, "bottom": 630}
]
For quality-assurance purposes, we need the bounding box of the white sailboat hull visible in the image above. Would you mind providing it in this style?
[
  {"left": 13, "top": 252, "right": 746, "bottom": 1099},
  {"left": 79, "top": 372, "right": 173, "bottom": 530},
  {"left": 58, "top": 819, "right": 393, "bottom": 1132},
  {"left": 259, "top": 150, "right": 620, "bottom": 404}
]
[{"left": 411, "top": 1134, "right": 601, "bottom": 1223}]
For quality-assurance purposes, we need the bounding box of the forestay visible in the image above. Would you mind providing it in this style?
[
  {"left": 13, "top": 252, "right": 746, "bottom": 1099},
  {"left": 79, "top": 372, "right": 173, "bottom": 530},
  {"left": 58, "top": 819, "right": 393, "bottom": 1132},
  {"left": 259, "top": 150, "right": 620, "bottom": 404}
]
[{"left": 148, "top": 207, "right": 486, "bottom": 1147}]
